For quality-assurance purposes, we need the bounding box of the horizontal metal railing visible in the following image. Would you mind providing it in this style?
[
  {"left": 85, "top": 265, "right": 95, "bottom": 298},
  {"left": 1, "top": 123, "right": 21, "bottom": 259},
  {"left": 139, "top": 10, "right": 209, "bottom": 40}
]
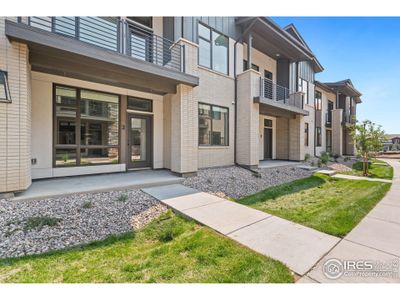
[
  {"left": 18, "top": 17, "right": 183, "bottom": 73},
  {"left": 260, "top": 77, "right": 303, "bottom": 109}
]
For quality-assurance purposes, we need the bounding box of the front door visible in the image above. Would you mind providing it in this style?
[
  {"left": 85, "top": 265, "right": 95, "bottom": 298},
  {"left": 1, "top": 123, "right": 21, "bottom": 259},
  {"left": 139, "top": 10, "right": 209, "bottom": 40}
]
[
  {"left": 264, "top": 128, "right": 273, "bottom": 160},
  {"left": 127, "top": 114, "right": 152, "bottom": 169}
]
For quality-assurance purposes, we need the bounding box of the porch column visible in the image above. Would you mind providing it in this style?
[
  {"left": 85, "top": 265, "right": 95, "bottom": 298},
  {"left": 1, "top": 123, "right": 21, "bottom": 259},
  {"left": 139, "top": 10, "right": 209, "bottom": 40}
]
[
  {"left": 288, "top": 114, "right": 305, "bottom": 161},
  {"left": 236, "top": 69, "right": 260, "bottom": 169},
  {"left": 332, "top": 109, "right": 343, "bottom": 156},
  {"left": 165, "top": 38, "right": 198, "bottom": 176},
  {"left": 247, "top": 33, "right": 253, "bottom": 68},
  {"left": 0, "top": 17, "right": 32, "bottom": 193}
]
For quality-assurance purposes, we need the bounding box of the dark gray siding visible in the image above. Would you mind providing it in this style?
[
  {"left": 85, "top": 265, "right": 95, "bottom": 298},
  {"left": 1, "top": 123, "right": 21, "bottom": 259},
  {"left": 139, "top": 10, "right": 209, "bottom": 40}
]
[
  {"left": 174, "top": 17, "right": 241, "bottom": 43},
  {"left": 276, "top": 58, "right": 290, "bottom": 89},
  {"left": 289, "top": 60, "right": 315, "bottom": 91}
]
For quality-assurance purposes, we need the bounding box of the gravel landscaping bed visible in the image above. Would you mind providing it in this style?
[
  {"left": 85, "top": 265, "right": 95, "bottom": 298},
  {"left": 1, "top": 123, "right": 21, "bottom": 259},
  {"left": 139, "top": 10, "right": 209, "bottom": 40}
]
[
  {"left": 0, "top": 190, "right": 166, "bottom": 259},
  {"left": 183, "top": 166, "right": 313, "bottom": 199}
]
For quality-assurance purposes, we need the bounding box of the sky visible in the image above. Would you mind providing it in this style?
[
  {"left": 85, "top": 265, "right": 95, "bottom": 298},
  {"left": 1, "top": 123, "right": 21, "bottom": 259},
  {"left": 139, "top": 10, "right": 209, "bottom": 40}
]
[{"left": 272, "top": 17, "right": 400, "bottom": 134}]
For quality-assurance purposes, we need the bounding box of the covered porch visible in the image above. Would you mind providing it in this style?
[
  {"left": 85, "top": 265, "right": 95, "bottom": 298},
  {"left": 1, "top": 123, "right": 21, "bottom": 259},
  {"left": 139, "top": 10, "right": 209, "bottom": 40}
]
[{"left": 13, "top": 169, "right": 183, "bottom": 201}]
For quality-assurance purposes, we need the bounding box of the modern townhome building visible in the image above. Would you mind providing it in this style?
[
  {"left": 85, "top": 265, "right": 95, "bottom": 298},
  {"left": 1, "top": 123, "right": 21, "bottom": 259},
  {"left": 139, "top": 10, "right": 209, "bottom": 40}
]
[{"left": 0, "top": 16, "right": 362, "bottom": 194}]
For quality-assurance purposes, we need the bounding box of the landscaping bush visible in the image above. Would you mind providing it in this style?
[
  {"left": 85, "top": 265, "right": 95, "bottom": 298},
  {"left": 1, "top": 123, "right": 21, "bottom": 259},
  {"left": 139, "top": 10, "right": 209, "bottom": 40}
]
[
  {"left": 304, "top": 153, "right": 310, "bottom": 161},
  {"left": 116, "top": 194, "right": 128, "bottom": 202},
  {"left": 333, "top": 154, "right": 340, "bottom": 162},
  {"left": 24, "top": 216, "right": 62, "bottom": 231},
  {"left": 320, "top": 152, "right": 330, "bottom": 165}
]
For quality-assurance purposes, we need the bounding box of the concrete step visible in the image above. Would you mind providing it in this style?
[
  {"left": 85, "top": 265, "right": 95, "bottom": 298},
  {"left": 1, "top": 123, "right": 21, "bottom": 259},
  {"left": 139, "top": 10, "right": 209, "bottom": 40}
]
[{"left": 316, "top": 169, "right": 337, "bottom": 176}]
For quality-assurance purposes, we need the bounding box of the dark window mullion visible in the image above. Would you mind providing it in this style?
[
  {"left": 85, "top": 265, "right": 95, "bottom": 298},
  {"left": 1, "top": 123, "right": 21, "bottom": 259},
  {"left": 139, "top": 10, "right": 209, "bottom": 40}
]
[{"left": 76, "top": 89, "right": 82, "bottom": 165}]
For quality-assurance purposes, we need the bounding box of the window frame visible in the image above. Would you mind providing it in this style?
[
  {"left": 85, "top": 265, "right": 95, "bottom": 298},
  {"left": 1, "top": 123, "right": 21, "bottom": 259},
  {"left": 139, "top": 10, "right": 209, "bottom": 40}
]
[
  {"left": 53, "top": 83, "right": 121, "bottom": 168},
  {"left": 304, "top": 122, "right": 309, "bottom": 146},
  {"left": 316, "top": 126, "right": 322, "bottom": 147},
  {"left": 0, "top": 70, "right": 12, "bottom": 103},
  {"left": 298, "top": 78, "right": 309, "bottom": 105},
  {"left": 315, "top": 91, "right": 322, "bottom": 111},
  {"left": 198, "top": 22, "right": 229, "bottom": 75},
  {"left": 198, "top": 102, "right": 229, "bottom": 147},
  {"left": 127, "top": 96, "right": 153, "bottom": 112}
]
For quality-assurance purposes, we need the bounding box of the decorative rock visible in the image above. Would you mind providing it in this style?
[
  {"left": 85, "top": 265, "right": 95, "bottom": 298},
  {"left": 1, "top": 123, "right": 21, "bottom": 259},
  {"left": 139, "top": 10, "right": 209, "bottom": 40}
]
[{"left": 0, "top": 189, "right": 166, "bottom": 258}]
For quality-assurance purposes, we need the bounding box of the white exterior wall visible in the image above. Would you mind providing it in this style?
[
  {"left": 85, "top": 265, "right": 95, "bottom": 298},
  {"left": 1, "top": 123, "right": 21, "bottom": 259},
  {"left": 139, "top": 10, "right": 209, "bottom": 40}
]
[
  {"left": 243, "top": 44, "right": 277, "bottom": 80},
  {"left": 31, "top": 71, "right": 164, "bottom": 179},
  {"left": 196, "top": 37, "right": 236, "bottom": 168}
]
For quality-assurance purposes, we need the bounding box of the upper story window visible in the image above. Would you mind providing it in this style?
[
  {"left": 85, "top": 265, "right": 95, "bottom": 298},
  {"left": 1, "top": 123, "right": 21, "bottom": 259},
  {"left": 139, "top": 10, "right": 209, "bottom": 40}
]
[
  {"left": 298, "top": 78, "right": 309, "bottom": 105},
  {"left": 243, "top": 60, "right": 259, "bottom": 72},
  {"left": 198, "top": 23, "right": 229, "bottom": 75},
  {"left": 127, "top": 17, "right": 153, "bottom": 28},
  {"left": 315, "top": 91, "right": 322, "bottom": 111}
]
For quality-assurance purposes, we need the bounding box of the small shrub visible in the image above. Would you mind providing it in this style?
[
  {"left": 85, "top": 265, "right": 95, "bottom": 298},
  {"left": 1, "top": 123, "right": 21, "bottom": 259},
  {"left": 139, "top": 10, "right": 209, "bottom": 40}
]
[
  {"left": 344, "top": 156, "right": 350, "bottom": 162},
  {"left": 252, "top": 172, "right": 262, "bottom": 178},
  {"left": 320, "top": 152, "right": 330, "bottom": 165},
  {"left": 116, "top": 194, "right": 128, "bottom": 202},
  {"left": 310, "top": 161, "right": 315, "bottom": 167},
  {"left": 82, "top": 200, "right": 93, "bottom": 209},
  {"left": 333, "top": 154, "right": 340, "bottom": 162},
  {"left": 304, "top": 153, "right": 311, "bottom": 161},
  {"left": 25, "top": 216, "right": 62, "bottom": 231},
  {"left": 317, "top": 159, "right": 322, "bottom": 168}
]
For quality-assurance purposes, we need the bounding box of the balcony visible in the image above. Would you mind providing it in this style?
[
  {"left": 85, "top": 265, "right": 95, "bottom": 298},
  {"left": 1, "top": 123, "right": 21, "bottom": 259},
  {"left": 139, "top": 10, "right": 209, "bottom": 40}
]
[
  {"left": 255, "top": 77, "right": 308, "bottom": 116},
  {"left": 5, "top": 17, "right": 198, "bottom": 94},
  {"left": 342, "top": 110, "right": 355, "bottom": 125}
]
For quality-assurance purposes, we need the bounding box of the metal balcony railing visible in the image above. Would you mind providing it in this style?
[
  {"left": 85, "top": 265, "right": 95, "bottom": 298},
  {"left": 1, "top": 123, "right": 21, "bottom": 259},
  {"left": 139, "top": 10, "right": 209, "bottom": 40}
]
[
  {"left": 260, "top": 77, "right": 303, "bottom": 109},
  {"left": 18, "top": 17, "right": 184, "bottom": 73}
]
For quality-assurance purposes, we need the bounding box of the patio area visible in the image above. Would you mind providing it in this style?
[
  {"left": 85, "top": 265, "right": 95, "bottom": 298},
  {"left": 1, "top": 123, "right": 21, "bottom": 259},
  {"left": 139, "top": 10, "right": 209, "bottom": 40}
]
[
  {"left": 258, "top": 160, "right": 303, "bottom": 169},
  {"left": 12, "top": 170, "right": 184, "bottom": 201}
]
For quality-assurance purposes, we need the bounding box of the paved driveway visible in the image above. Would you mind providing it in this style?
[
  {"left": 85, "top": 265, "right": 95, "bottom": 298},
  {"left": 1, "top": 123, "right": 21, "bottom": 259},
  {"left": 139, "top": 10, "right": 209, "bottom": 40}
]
[{"left": 305, "top": 159, "right": 400, "bottom": 283}]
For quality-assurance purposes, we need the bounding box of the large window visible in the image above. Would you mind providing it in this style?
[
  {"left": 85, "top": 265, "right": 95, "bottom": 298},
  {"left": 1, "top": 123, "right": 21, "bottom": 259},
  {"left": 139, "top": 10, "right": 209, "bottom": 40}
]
[
  {"left": 198, "top": 23, "right": 229, "bottom": 75},
  {"left": 316, "top": 127, "right": 322, "bottom": 147},
  {"left": 315, "top": 91, "right": 322, "bottom": 110},
  {"left": 298, "top": 78, "right": 309, "bottom": 105},
  {"left": 305, "top": 122, "right": 309, "bottom": 146},
  {"left": 54, "top": 85, "right": 120, "bottom": 167},
  {"left": 199, "top": 103, "right": 229, "bottom": 146}
]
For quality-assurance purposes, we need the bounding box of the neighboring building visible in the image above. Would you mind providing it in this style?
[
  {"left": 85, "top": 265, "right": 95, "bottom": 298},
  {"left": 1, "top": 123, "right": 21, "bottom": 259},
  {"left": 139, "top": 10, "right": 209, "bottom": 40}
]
[
  {"left": 315, "top": 79, "right": 362, "bottom": 156},
  {"left": 383, "top": 135, "right": 400, "bottom": 151},
  {"left": 0, "top": 16, "right": 362, "bottom": 194}
]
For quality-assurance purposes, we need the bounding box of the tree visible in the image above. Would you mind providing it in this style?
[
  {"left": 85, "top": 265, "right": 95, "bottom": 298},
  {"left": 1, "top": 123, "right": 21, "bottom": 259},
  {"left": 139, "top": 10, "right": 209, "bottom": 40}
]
[{"left": 350, "top": 120, "right": 386, "bottom": 176}]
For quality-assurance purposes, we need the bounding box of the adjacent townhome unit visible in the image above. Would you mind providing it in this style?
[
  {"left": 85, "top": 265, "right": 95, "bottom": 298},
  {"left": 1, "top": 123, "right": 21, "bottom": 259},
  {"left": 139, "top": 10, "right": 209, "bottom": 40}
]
[{"left": 0, "top": 16, "right": 361, "bottom": 194}]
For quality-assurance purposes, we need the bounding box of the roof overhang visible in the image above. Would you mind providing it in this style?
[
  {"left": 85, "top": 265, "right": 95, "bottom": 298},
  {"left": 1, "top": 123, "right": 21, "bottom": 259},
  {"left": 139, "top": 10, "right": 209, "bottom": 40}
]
[
  {"left": 324, "top": 80, "right": 362, "bottom": 103},
  {"left": 5, "top": 20, "right": 199, "bottom": 95},
  {"left": 236, "top": 17, "right": 313, "bottom": 62}
]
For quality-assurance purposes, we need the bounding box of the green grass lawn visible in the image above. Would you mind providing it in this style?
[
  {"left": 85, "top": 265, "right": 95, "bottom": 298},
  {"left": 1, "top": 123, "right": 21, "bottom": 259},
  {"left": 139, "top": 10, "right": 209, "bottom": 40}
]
[
  {"left": 339, "top": 159, "right": 393, "bottom": 180},
  {"left": 0, "top": 211, "right": 293, "bottom": 283},
  {"left": 237, "top": 174, "right": 391, "bottom": 237}
]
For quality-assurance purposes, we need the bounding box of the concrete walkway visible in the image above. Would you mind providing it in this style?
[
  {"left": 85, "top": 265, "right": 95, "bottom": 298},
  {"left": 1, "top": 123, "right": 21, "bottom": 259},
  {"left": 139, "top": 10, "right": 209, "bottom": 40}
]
[
  {"left": 332, "top": 173, "right": 392, "bottom": 183},
  {"left": 258, "top": 160, "right": 302, "bottom": 169},
  {"left": 13, "top": 170, "right": 183, "bottom": 201},
  {"left": 142, "top": 184, "right": 339, "bottom": 276},
  {"left": 305, "top": 159, "right": 400, "bottom": 283}
]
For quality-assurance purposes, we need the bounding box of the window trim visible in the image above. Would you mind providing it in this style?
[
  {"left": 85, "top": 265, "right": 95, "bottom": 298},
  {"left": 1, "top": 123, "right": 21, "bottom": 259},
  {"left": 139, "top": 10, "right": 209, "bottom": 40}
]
[
  {"left": 316, "top": 126, "right": 322, "bottom": 147},
  {"left": 197, "top": 22, "right": 229, "bottom": 75},
  {"left": 0, "top": 70, "right": 12, "bottom": 103},
  {"left": 127, "top": 96, "right": 153, "bottom": 112},
  {"left": 305, "top": 122, "right": 309, "bottom": 146},
  {"left": 52, "top": 83, "right": 121, "bottom": 168},
  {"left": 198, "top": 102, "right": 229, "bottom": 147},
  {"left": 315, "top": 91, "right": 322, "bottom": 111}
]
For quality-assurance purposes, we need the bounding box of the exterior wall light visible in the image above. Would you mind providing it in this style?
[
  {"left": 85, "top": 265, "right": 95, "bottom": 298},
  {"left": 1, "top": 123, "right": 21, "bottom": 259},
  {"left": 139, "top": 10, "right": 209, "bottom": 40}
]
[{"left": 0, "top": 70, "right": 12, "bottom": 103}]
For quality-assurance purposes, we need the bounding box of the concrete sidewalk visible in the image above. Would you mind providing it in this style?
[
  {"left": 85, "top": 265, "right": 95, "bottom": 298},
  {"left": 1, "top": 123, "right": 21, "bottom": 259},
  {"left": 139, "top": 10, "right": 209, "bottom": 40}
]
[
  {"left": 142, "top": 184, "right": 339, "bottom": 276},
  {"left": 333, "top": 173, "right": 392, "bottom": 183},
  {"left": 306, "top": 159, "right": 400, "bottom": 283}
]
